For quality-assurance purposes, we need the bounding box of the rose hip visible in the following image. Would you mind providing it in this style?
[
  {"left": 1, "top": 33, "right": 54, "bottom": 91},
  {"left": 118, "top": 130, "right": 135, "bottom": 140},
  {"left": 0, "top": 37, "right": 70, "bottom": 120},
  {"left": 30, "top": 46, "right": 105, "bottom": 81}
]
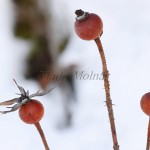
[
  {"left": 74, "top": 9, "right": 103, "bottom": 40},
  {"left": 19, "top": 99, "right": 44, "bottom": 124},
  {"left": 141, "top": 92, "right": 150, "bottom": 116}
]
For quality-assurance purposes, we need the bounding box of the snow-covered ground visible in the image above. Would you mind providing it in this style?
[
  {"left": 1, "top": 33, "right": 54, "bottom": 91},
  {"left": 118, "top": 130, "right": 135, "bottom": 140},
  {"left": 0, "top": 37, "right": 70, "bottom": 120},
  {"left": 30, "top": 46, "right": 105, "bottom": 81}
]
[{"left": 0, "top": 0, "right": 150, "bottom": 149}]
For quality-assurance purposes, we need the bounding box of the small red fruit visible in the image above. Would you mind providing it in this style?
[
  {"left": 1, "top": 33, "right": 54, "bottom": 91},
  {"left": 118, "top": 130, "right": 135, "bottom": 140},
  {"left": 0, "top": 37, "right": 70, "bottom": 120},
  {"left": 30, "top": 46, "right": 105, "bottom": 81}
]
[
  {"left": 140, "top": 92, "right": 150, "bottom": 116},
  {"left": 19, "top": 99, "right": 44, "bottom": 124},
  {"left": 74, "top": 9, "right": 103, "bottom": 40}
]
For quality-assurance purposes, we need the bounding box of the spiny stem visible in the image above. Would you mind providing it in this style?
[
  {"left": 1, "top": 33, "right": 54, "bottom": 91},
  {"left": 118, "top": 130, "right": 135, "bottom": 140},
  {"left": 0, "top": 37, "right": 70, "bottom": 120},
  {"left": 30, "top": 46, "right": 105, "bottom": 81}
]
[
  {"left": 146, "top": 117, "right": 150, "bottom": 150},
  {"left": 94, "top": 37, "right": 119, "bottom": 150},
  {"left": 34, "top": 122, "right": 50, "bottom": 150}
]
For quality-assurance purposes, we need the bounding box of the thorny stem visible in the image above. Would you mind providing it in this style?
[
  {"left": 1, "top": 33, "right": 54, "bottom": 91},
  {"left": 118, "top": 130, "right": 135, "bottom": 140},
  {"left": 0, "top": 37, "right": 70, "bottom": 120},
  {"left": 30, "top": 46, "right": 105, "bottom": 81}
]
[
  {"left": 146, "top": 117, "right": 150, "bottom": 150},
  {"left": 94, "top": 37, "right": 119, "bottom": 150},
  {"left": 34, "top": 122, "right": 50, "bottom": 150}
]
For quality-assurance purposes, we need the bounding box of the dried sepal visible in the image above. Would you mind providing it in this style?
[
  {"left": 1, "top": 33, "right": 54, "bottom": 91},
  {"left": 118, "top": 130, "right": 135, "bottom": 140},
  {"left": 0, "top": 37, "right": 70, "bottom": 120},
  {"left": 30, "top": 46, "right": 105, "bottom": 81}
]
[
  {"left": 13, "top": 79, "right": 28, "bottom": 96},
  {"left": 0, "top": 103, "right": 22, "bottom": 114},
  {"left": 0, "top": 79, "right": 55, "bottom": 115},
  {"left": 29, "top": 87, "right": 54, "bottom": 98},
  {"left": 0, "top": 98, "right": 18, "bottom": 106}
]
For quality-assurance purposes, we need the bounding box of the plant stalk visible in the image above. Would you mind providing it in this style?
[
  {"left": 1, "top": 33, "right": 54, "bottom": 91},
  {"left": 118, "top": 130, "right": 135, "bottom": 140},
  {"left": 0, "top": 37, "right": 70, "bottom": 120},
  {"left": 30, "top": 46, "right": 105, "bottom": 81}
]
[
  {"left": 94, "top": 37, "right": 119, "bottom": 150},
  {"left": 34, "top": 122, "right": 50, "bottom": 150},
  {"left": 146, "top": 117, "right": 150, "bottom": 150}
]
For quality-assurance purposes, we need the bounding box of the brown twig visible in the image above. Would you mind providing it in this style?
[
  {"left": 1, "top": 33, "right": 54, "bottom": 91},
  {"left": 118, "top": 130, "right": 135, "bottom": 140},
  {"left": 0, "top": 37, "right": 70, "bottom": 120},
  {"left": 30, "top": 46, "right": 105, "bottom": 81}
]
[
  {"left": 34, "top": 122, "right": 50, "bottom": 150},
  {"left": 94, "top": 37, "right": 119, "bottom": 150},
  {"left": 146, "top": 117, "right": 150, "bottom": 150}
]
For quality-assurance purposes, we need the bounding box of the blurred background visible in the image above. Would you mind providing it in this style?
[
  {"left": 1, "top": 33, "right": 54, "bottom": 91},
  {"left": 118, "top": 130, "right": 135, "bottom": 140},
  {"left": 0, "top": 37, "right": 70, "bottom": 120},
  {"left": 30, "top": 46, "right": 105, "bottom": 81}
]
[{"left": 0, "top": 0, "right": 150, "bottom": 149}]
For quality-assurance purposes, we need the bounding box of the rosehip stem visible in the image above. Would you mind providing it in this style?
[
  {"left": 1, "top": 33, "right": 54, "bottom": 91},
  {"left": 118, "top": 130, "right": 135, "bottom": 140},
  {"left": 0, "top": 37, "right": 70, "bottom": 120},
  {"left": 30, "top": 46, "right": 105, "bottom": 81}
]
[
  {"left": 34, "top": 122, "right": 50, "bottom": 150},
  {"left": 146, "top": 117, "right": 150, "bottom": 150},
  {"left": 94, "top": 37, "right": 119, "bottom": 150}
]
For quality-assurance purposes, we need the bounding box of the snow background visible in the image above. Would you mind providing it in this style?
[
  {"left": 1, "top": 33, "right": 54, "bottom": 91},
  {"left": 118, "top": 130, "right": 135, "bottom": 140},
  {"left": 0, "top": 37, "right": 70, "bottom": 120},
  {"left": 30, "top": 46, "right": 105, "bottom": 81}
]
[{"left": 0, "top": 0, "right": 150, "bottom": 149}]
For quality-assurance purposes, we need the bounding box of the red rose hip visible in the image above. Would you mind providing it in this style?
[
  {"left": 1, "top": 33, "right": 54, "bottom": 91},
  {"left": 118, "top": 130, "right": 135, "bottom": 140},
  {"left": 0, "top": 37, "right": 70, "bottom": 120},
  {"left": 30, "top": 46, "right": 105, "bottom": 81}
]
[
  {"left": 19, "top": 99, "right": 44, "bottom": 124},
  {"left": 74, "top": 9, "right": 103, "bottom": 40},
  {"left": 140, "top": 92, "right": 150, "bottom": 116}
]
